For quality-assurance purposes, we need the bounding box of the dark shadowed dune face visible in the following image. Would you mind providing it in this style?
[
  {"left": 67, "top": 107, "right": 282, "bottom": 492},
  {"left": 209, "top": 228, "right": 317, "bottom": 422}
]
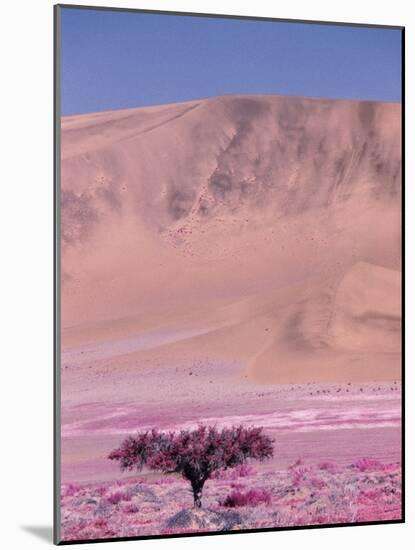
[{"left": 61, "top": 94, "right": 401, "bottom": 244}]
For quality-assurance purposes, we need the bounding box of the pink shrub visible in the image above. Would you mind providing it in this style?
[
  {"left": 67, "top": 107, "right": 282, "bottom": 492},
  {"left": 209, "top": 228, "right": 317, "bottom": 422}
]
[
  {"left": 123, "top": 503, "right": 139, "bottom": 514},
  {"left": 62, "top": 483, "right": 82, "bottom": 497},
  {"left": 356, "top": 488, "right": 385, "bottom": 505},
  {"left": 233, "top": 464, "right": 257, "bottom": 478},
  {"left": 290, "top": 467, "right": 310, "bottom": 487},
  {"left": 310, "top": 476, "right": 326, "bottom": 490},
  {"left": 222, "top": 488, "right": 272, "bottom": 508},
  {"left": 352, "top": 458, "right": 385, "bottom": 473},
  {"left": 94, "top": 486, "right": 107, "bottom": 497},
  {"left": 93, "top": 518, "right": 108, "bottom": 529},
  {"left": 106, "top": 491, "right": 132, "bottom": 505},
  {"left": 355, "top": 486, "right": 402, "bottom": 522},
  {"left": 288, "top": 458, "right": 303, "bottom": 470},
  {"left": 230, "top": 482, "right": 246, "bottom": 490},
  {"left": 318, "top": 461, "right": 338, "bottom": 474}
]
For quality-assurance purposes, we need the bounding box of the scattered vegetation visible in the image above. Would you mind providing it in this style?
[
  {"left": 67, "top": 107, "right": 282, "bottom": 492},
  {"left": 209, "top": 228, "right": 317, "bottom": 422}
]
[{"left": 61, "top": 458, "right": 401, "bottom": 541}]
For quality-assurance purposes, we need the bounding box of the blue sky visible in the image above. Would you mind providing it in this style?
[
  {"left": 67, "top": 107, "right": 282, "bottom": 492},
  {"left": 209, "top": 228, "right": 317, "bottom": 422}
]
[{"left": 60, "top": 7, "right": 402, "bottom": 115}]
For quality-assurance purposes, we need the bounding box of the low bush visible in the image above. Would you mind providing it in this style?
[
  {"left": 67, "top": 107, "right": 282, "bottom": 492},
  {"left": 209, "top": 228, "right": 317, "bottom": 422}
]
[
  {"left": 221, "top": 488, "right": 272, "bottom": 508},
  {"left": 352, "top": 458, "right": 386, "bottom": 473},
  {"left": 62, "top": 483, "right": 82, "bottom": 498},
  {"left": 106, "top": 491, "right": 132, "bottom": 505}
]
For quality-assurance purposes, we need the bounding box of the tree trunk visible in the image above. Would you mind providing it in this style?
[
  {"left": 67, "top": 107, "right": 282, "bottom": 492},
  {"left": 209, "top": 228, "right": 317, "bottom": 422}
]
[
  {"left": 193, "top": 489, "right": 202, "bottom": 508},
  {"left": 191, "top": 481, "right": 204, "bottom": 508}
]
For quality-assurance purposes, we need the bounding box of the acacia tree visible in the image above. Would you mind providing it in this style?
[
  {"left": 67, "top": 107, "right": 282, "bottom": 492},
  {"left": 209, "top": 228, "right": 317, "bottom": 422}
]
[{"left": 108, "top": 424, "right": 273, "bottom": 508}]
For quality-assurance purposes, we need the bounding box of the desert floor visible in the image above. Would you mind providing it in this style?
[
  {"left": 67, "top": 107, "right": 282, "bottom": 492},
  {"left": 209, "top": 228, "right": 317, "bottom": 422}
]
[
  {"left": 60, "top": 345, "right": 401, "bottom": 540},
  {"left": 61, "top": 345, "right": 401, "bottom": 484}
]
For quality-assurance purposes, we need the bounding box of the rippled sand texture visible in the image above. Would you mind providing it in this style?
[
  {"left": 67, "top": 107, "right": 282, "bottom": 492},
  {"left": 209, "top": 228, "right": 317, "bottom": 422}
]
[{"left": 60, "top": 95, "right": 401, "bottom": 518}]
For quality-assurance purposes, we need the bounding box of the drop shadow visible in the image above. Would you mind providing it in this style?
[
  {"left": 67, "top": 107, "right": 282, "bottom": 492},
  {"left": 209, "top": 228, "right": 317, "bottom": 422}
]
[{"left": 21, "top": 525, "right": 54, "bottom": 543}]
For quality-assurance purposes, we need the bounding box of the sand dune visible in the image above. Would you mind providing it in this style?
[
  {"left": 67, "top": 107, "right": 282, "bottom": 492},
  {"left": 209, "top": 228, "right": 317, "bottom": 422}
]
[
  {"left": 329, "top": 262, "right": 401, "bottom": 353},
  {"left": 61, "top": 94, "right": 401, "bottom": 383}
]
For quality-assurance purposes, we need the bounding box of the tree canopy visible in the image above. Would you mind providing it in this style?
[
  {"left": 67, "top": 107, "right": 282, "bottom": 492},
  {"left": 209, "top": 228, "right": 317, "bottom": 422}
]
[{"left": 108, "top": 424, "right": 273, "bottom": 507}]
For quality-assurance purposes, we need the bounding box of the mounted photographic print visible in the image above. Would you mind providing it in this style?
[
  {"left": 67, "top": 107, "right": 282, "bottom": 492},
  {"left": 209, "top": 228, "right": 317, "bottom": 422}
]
[{"left": 54, "top": 4, "right": 404, "bottom": 544}]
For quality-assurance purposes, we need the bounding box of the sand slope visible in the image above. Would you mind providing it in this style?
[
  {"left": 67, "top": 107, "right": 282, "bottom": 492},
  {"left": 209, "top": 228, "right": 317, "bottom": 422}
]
[{"left": 61, "top": 94, "right": 401, "bottom": 383}]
